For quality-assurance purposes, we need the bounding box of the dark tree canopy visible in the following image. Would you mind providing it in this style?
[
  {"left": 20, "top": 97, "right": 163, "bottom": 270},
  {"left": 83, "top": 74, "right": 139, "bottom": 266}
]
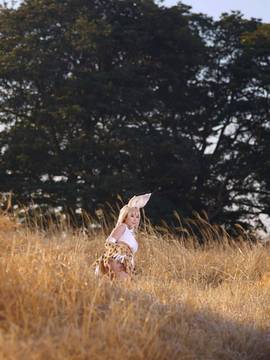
[{"left": 0, "top": 1, "right": 269, "bottom": 230}]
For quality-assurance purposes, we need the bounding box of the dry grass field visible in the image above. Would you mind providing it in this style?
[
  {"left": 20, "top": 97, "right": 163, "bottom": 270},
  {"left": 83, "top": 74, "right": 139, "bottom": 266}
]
[{"left": 0, "top": 212, "right": 270, "bottom": 360}]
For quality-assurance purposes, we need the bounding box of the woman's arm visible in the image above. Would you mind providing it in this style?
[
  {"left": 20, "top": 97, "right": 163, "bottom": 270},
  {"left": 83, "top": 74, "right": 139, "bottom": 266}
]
[{"left": 106, "top": 224, "right": 126, "bottom": 243}]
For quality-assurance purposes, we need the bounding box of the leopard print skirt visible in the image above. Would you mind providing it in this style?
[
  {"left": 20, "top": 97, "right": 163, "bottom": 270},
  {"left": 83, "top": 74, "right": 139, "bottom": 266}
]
[{"left": 93, "top": 242, "right": 136, "bottom": 278}]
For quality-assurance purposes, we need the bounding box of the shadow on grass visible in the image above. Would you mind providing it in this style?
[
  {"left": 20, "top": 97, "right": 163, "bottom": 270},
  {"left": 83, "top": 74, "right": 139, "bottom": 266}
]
[{"left": 92, "top": 279, "right": 270, "bottom": 360}]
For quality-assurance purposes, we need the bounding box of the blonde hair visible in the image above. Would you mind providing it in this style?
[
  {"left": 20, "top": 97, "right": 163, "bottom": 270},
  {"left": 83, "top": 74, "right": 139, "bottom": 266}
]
[{"left": 115, "top": 205, "right": 140, "bottom": 230}]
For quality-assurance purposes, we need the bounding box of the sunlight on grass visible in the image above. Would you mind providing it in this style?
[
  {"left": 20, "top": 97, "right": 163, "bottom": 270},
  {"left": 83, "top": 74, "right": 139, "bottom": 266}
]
[{"left": 0, "top": 209, "right": 270, "bottom": 359}]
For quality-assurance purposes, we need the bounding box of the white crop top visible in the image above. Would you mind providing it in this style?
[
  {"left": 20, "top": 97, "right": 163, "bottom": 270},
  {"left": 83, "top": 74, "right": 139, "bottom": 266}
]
[{"left": 107, "top": 224, "right": 138, "bottom": 253}]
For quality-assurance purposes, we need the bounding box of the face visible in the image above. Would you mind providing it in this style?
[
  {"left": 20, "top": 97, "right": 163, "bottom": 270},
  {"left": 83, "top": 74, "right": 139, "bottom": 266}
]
[{"left": 124, "top": 208, "right": 140, "bottom": 229}]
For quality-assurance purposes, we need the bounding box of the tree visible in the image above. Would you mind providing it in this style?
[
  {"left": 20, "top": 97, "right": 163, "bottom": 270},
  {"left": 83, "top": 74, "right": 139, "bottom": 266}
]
[
  {"left": 0, "top": 0, "right": 205, "bottom": 221},
  {"left": 240, "top": 23, "right": 270, "bottom": 227},
  {"left": 181, "top": 12, "right": 270, "bottom": 229},
  {"left": 0, "top": 1, "right": 269, "bottom": 230}
]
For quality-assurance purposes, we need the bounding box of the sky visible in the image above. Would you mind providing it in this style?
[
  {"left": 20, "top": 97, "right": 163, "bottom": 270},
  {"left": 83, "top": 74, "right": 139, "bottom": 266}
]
[
  {"left": 1, "top": 0, "right": 270, "bottom": 23},
  {"left": 164, "top": 0, "right": 270, "bottom": 23}
]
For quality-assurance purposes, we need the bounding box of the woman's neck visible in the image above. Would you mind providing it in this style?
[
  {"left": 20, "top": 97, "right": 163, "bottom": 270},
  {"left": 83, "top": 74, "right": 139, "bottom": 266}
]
[{"left": 125, "top": 223, "right": 134, "bottom": 231}]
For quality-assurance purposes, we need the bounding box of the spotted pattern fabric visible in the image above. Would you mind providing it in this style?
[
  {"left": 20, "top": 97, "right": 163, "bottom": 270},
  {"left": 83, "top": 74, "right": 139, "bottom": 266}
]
[{"left": 93, "top": 242, "right": 136, "bottom": 279}]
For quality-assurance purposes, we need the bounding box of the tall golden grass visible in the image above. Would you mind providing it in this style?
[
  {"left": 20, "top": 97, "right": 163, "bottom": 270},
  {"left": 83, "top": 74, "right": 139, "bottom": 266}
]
[{"left": 0, "top": 210, "right": 270, "bottom": 360}]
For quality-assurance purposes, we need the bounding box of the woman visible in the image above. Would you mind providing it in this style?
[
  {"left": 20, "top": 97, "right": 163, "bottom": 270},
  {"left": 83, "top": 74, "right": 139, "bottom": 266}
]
[{"left": 94, "top": 193, "right": 151, "bottom": 281}]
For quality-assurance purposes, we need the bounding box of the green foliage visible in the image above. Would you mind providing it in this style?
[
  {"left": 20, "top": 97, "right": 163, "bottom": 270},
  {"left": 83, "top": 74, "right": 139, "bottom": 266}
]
[{"left": 0, "top": 2, "right": 269, "bottom": 230}]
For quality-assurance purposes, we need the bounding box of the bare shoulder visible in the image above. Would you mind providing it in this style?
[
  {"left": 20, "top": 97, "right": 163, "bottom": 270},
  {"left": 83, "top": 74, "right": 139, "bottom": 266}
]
[{"left": 110, "top": 223, "right": 126, "bottom": 240}]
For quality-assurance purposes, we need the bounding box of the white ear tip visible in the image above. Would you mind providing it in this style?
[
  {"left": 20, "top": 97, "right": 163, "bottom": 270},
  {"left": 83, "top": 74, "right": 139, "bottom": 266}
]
[{"left": 128, "top": 193, "right": 152, "bottom": 208}]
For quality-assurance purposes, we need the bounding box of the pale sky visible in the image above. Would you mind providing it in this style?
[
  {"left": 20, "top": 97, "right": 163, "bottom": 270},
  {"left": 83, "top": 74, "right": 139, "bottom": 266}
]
[
  {"left": 164, "top": 0, "right": 270, "bottom": 23},
  {"left": 2, "top": 0, "right": 270, "bottom": 23}
]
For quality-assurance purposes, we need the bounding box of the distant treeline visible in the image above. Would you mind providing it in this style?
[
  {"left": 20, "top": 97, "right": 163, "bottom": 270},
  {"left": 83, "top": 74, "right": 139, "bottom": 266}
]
[{"left": 0, "top": 0, "right": 269, "bottom": 229}]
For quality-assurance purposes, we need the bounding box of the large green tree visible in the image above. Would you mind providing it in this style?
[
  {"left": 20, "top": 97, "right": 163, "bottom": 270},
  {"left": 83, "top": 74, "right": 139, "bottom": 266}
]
[
  {"left": 0, "top": 1, "right": 269, "bottom": 229},
  {"left": 0, "top": 0, "right": 204, "bottom": 218},
  {"left": 160, "top": 11, "right": 270, "bottom": 229},
  {"left": 240, "top": 23, "right": 270, "bottom": 225}
]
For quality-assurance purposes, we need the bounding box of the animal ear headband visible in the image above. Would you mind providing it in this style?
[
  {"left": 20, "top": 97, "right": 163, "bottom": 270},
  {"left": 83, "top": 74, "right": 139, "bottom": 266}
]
[{"left": 127, "top": 193, "right": 151, "bottom": 209}]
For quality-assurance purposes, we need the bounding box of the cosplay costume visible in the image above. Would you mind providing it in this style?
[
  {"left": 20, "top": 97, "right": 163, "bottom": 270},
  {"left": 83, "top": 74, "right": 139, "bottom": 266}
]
[
  {"left": 93, "top": 193, "right": 151, "bottom": 278},
  {"left": 94, "top": 225, "right": 137, "bottom": 277}
]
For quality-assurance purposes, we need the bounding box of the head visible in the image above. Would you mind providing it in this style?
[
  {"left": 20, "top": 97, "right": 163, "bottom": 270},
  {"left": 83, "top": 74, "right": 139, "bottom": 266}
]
[{"left": 116, "top": 205, "right": 140, "bottom": 230}]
